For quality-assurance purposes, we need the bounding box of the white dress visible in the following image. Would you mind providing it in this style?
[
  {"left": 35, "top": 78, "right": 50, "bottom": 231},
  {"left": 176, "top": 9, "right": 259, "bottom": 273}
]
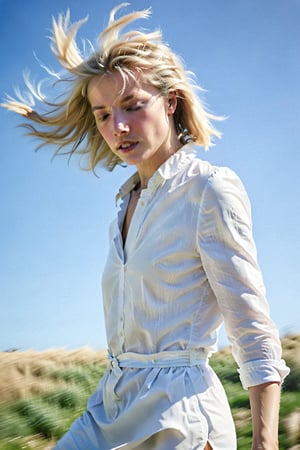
[{"left": 54, "top": 143, "right": 289, "bottom": 449}]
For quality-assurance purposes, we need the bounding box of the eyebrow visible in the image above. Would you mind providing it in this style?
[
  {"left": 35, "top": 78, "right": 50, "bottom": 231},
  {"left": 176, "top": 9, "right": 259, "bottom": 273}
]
[{"left": 91, "top": 94, "right": 135, "bottom": 112}]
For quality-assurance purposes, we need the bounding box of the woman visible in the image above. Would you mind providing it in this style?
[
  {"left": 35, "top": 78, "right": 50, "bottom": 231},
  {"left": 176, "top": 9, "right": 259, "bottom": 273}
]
[{"left": 2, "top": 5, "right": 289, "bottom": 449}]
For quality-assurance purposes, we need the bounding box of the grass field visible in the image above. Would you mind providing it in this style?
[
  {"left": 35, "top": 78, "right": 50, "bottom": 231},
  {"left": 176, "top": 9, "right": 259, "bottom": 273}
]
[{"left": 0, "top": 335, "right": 299, "bottom": 449}]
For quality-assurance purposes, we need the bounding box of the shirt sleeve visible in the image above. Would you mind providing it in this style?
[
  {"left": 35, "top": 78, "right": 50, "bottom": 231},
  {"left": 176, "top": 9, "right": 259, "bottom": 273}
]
[{"left": 196, "top": 166, "right": 290, "bottom": 389}]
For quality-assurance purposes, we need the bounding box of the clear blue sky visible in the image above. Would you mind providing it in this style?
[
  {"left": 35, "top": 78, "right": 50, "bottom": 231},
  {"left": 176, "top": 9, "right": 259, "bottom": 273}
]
[{"left": 1, "top": 0, "right": 299, "bottom": 351}]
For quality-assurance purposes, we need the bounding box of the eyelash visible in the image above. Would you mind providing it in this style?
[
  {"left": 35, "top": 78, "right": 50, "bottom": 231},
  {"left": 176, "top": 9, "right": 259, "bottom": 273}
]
[
  {"left": 127, "top": 102, "right": 143, "bottom": 111},
  {"left": 96, "top": 101, "right": 144, "bottom": 123},
  {"left": 98, "top": 113, "right": 109, "bottom": 123}
]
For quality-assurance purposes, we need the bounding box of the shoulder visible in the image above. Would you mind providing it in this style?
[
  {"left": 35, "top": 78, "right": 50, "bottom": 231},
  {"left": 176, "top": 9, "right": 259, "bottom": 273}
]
[
  {"left": 188, "top": 157, "right": 246, "bottom": 197},
  {"left": 192, "top": 157, "right": 241, "bottom": 185},
  {"left": 206, "top": 164, "right": 247, "bottom": 201},
  {"left": 188, "top": 158, "right": 251, "bottom": 218}
]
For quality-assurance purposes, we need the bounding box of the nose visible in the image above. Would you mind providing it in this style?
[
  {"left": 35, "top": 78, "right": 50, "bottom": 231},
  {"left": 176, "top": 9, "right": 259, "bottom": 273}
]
[{"left": 113, "top": 111, "right": 130, "bottom": 136}]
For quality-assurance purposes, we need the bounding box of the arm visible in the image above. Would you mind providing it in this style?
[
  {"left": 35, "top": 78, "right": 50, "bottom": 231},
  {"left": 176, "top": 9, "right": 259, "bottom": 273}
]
[
  {"left": 196, "top": 167, "right": 289, "bottom": 446},
  {"left": 249, "top": 382, "right": 281, "bottom": 450}
]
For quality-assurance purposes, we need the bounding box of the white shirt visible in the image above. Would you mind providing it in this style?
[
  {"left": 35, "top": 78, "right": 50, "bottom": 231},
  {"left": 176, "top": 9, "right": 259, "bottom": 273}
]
[
  {"left": 68, "top": 143, "right": 289, "bottom": 449},
  {"left": 55, "top": 143, "right": 289, "bottom": 449},
  {"left": 102, "top": 143, "right": 288, "bottom": 386}
]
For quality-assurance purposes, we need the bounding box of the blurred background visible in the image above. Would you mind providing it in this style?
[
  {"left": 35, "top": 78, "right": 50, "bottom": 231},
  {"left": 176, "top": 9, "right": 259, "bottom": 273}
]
[{"left": 0, "top": 0, "right": 299, "bottom": 351}]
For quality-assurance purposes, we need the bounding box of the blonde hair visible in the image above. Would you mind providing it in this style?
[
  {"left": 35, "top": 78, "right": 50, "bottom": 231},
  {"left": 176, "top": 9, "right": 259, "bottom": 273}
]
[{"left": 2, "top": 4, "right": 222, "bottom": 171}]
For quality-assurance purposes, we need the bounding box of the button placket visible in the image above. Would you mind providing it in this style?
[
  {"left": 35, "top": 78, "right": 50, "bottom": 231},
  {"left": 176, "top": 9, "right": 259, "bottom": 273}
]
[{"left": 119, "top": 264, "right": 126, "bottom": 348}]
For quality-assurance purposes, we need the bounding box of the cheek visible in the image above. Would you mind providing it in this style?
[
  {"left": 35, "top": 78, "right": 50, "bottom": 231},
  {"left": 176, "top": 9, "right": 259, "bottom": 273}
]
[
  {"left": 96, "top": 125, "right": 112, "bottom": 143},
  {"left": 97, "top": 129, "right": 119, "bottom": 156},
  {"left": 145, "top": 111, "right": 169, "bottom": 136}
]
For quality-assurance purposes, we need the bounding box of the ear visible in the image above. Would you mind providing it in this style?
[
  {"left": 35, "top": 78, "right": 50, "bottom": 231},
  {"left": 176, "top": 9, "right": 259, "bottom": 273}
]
[{"left": 167, "top": 91, "right": 177, "bottom": 116}]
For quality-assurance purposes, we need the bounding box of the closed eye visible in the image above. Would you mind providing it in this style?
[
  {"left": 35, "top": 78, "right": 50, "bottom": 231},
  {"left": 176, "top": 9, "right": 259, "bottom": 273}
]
[
  {"left": 125, "top": 100, "right": 145, "bottom": 112},
  {"left": 96, "top": 112, "right": 110, "bottom": 123}
]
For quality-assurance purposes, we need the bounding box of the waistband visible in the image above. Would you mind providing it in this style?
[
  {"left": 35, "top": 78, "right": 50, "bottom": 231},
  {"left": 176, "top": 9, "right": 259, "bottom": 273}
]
[{"left": 107, "top": 349, "right": 208, "bottom": 370}]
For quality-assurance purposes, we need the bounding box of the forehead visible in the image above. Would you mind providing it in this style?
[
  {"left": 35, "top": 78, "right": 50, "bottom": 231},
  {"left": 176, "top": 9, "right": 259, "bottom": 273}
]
[{"left": 87, "top": 71, "right": 159, "bottom": 107}]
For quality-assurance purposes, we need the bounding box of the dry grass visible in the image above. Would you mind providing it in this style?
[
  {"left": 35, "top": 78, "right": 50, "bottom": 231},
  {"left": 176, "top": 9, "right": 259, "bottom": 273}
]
[
  {"left": 0, "top": 348, "right": 107, "bottom": 404},
  {"left": 281, "top": 333, "right": 300, "bottom": 363}
]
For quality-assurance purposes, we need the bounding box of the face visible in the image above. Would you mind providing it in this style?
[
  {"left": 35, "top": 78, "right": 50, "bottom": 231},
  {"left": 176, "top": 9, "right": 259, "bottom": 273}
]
[{"left": 87, "top": 71, "right": 179, "bottom": 175}]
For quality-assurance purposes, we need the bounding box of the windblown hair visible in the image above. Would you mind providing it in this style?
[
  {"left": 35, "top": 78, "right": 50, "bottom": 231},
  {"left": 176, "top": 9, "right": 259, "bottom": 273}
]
[{"left": 2, "top": 4, "right": 222, "bottom": 171}]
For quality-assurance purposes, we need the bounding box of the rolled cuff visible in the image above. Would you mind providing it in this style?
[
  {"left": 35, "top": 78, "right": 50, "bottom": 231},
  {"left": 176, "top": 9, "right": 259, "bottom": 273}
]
[{"left": 238, "top": 359, "right": 290, "bottom": 390}]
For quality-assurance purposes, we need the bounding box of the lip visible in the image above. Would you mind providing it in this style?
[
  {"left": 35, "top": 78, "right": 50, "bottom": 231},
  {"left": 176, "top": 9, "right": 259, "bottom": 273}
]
[{"left": 117, "top": 141, "right": 139, "bottom": 153}]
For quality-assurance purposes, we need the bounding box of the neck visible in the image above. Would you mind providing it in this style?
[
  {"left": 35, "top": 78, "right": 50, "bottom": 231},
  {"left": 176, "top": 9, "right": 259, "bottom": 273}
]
[{"left": 136, "top": 141, "right": 182, "bottom": 190}]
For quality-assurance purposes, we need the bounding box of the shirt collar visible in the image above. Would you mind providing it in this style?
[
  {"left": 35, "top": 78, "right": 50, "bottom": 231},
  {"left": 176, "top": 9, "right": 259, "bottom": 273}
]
[{"left": 116, "top": 142, "right": 196, "bottom": 202}]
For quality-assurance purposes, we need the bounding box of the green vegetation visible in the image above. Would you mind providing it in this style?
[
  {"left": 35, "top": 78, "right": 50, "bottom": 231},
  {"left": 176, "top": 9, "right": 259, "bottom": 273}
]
[
  {"left": 210, "top": 350, "right": 300, "bottom": 450},
  {"left": 0, "top": 363, "right": 105, "bottom": 449},
  {"left": 0, "top": 340, "right": 299, "bottom": 449}
]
